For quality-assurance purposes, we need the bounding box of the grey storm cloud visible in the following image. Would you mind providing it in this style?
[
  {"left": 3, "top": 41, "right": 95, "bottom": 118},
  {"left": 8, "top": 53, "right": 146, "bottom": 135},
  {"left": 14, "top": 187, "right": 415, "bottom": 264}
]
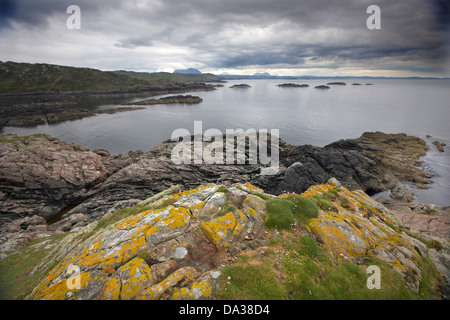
[{"left": 0, "top": 0, "right": 448, "bottom": 75}]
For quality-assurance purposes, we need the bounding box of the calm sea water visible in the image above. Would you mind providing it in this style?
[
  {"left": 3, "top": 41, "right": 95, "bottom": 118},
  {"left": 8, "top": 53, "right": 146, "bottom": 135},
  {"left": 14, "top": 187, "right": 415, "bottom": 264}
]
[{"left": 2, "top": 78, "right": 450, "bottom": 205}]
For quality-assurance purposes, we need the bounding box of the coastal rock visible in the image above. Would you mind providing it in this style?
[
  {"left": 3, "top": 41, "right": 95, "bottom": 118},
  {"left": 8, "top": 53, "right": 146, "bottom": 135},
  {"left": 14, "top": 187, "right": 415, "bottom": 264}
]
[
  {"left": 433, "top": 140, "right": 446, "bottom": 152},
  {"left": 277, "top": 83, "right": 309, "bottom": 88},
  {"left": 10, "top": 181, "right": 446, "bottom": 300},
  {"left": 326, "top": 82, "right": 346, "bottom": 85},
  {"left": 229, "top": 84, "right": 251, "bottom": 88},
  {"left": 123, "top": 95, "right": 203, "bottom": 105},
  {"left": 0, "top": 131, "right": 435, "bottom": 225},
  {"left": 0, "top": 134, "right": 142, "bottom": 224}
]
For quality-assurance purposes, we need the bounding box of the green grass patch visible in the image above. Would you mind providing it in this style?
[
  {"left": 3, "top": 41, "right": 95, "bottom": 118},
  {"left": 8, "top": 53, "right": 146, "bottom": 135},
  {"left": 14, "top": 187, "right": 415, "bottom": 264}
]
[
  {"left": 218, "top": 230, "right": 444, "bottom": 300},
  {"left": 264, "top": 199, "right": 295, "bottom": 230},
  {"left": 216, "top": 198, "right": 237, "bottom": 217},
  {"left": 312, "top": 195, "right": 334, "bottom": 211},
  {"left": 216, "top": 263, "right": 287, "bottom": 300},
  {"left": 419, "top": 208, "right": 437, "bottom": 215},
  {"left": 254, "top": 192, "right": 270, "bottom": 200},
  {"left": 286, "top": 194, "right": 319, "bottom": 220},
  {"left": 0, "top": 234, "right": 68, "bottom": 299},
  {"left": 217, "top": 186, "right": 230, "bottom": 194}
]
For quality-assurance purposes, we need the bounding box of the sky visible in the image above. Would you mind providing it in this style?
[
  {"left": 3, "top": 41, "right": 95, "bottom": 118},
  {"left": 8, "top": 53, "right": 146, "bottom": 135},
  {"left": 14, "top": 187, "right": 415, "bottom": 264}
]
[{"left": 0, "top": 0, "right": 449, "bottom": 77}]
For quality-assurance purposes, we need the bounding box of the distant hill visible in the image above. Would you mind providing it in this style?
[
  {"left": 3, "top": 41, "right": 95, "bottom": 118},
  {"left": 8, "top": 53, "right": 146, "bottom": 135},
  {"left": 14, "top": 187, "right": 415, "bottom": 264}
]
[
  {"left": 114, "top": 70, "right": 223, "bottom": 83},
  {"left": 173, "top": 68, "right": 202, "bottom": 74},
  {"left": 0, "top": 61, "right": 149, "bottom": 94}
]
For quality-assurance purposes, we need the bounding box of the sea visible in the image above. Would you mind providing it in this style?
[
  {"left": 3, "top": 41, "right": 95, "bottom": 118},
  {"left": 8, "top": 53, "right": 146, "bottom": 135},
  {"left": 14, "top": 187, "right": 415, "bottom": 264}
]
[{"left": 2, "top": 78, "right": 449, "bottom": 206}]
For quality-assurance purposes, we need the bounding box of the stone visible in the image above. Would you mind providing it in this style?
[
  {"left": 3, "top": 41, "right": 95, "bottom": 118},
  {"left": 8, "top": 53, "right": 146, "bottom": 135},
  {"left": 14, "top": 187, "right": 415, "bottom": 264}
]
[{"left": 118, "top": 257, "right": 157, "bottom": 300}]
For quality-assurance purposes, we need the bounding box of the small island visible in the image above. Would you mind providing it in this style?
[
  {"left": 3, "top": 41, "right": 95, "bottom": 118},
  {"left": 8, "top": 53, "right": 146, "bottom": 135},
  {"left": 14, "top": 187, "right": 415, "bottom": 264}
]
[
  {"left": 230, "top": 84, "right": 251, "bottom": 88},
  {"left": 326, "top": 82, "right": 346, "bottom": 85},
  {"left": 123, "top": 95, "right": 203, "bottom": 105},
  {"left": 314, "top": 85, "right": 330, "bottom": 89},
  {"left": 277, "top": 83, "right": 309, "bottom": 88},
  {"left": 352, "top": 83, "right": 362, "bottom": 86}
]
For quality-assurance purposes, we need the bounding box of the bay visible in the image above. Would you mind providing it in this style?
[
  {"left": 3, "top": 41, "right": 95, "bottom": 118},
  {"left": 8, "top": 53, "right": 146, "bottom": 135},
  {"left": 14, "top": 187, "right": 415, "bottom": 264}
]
[{"left": 2, "top": 78, "right": 449, "bottom": 205}]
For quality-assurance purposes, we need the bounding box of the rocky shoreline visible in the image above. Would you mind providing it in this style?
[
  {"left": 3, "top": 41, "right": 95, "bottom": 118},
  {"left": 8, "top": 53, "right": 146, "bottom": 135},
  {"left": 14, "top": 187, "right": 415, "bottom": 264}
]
[
  {"left": 0, "top": 84, "right": 215, "bottom": 129},
  {"left": 0, "top": 131, "right": 449, "bottom": 300},
  {"left": 123, "top": 95, "right": 203, "bottom": 106},
  {"left": 0, "top": 131, "right": 443, "bottom": 225}
]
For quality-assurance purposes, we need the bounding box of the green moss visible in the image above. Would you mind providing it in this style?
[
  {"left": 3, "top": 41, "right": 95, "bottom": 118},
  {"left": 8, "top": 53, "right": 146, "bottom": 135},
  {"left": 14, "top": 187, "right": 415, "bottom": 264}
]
[
  {"left": 152, "top": 198, "right": 178, "bottom": 210},
  {"left": 217, "top": 186, "right": 230, "bottom": 194},
  {"left": 94, "top": 203, "right": 153, "bottom": 232},
  {"left": 298, "top": 235, "right": 319, "bottom": 258},
  {"left": 285, "top": 194, "right": 319, "bottom": 220},
  {"left": 312, "top": 195, "right": 334, "bottom": 211},
  {"left": 254, "top": 192, "right": 270, "bottom": 201},
  {"left": 216, "top": 199, "right": 237, "bottom": 217},
  {"left": 419, "top": 208, "right": 437, "bottom": 215},
  {"left": 264, "top": 199, "right": 295, "bottom": 230}
]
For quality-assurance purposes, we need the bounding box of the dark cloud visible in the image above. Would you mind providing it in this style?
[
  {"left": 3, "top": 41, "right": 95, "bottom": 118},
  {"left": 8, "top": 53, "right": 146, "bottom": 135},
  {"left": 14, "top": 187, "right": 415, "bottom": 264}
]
[{"left": 0, "top": 0, "right": 448, "bottom": 76}]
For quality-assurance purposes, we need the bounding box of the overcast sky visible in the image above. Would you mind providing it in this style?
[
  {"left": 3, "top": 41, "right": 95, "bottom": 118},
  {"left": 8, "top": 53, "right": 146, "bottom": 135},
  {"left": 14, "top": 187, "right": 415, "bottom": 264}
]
[{"left": 0, "top": 0, "right": 449, "bottom": 77}]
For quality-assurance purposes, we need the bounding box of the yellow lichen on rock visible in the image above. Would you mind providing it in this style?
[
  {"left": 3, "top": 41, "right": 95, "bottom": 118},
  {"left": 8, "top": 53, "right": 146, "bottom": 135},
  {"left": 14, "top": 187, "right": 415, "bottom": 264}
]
[
  {"left": 135, "top": 267, "right": 197, "bottom": 300},
  {"left": 171, "top": 279, "right": 213, "bottom": 300},
  {"left": 100, "top": 276, "right": 121, "bottom": 300},
  {"left": 119, "top": 257, "right": 156, "bottom": 300},
  {"left": 201, "top": 212, "right": 239, "bottom": 249}
]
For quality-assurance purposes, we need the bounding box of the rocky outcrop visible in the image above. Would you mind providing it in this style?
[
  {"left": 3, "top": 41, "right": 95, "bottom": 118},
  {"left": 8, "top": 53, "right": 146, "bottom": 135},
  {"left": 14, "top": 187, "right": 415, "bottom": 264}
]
[
  {"left": 277, "top": 83, "right": 309, "bottom": 88},
  {"left": 0, "top": 60, "right": 216, "bottom": 129},
  {"left": 327, "top": 82, "right": 346, "bottom": 85},
  {"left": 0, "top": 132, "right": 435, "bottom": 225},
  {"left": 0, "top": 134, "right": 143, "bottom": 224},
  {"left": 433, "top": 140, "right": 446, "bottom": 152},
  {"left": 123, "top": 95, "right": 203, "bottom": 105},
  {"left": 229, "top": 84, "right": 251, "bottom": 88},
  {"left": 386, "top": 203, "right": 450, "bottom": 239},
  {"left": 0, "top": 180, "right": 446, "bottom": 300},
  {"left": 314, "top": 85, "right": 330, "bottom": 89}
]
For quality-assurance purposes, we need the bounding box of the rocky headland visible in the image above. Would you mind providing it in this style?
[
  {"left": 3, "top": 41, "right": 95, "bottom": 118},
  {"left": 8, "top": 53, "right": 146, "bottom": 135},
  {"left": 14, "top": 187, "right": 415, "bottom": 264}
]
[
  {"left": 0, "top": 61, "right": 215, "bottom": 129},
  {"left": 0, "top": 131, "right": 449, "bottom": 300}
]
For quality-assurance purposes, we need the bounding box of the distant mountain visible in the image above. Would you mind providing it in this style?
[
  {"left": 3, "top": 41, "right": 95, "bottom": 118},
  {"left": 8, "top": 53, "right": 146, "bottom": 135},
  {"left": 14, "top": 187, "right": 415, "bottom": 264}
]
[
  {"left": 173, "top": 68, "right": 202, "bottom": 74},
  {"left": 252, "top": 72, "right": 273, "bottom": 78}
]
